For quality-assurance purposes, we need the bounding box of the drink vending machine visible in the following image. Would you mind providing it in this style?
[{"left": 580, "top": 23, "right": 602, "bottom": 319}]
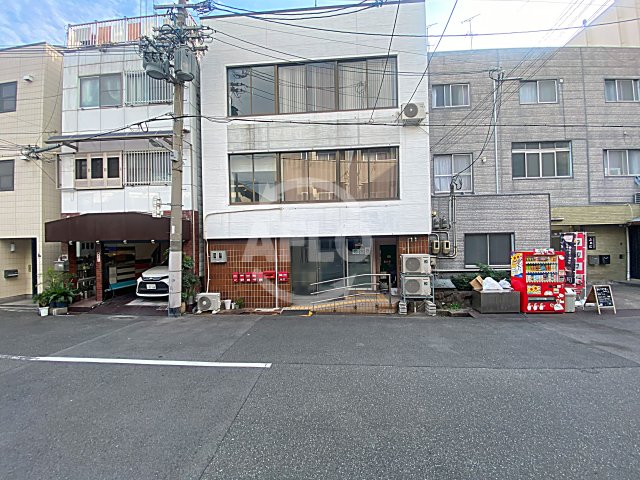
[{"left": 510, "top": 249, "right": 566, "bottom": 313}]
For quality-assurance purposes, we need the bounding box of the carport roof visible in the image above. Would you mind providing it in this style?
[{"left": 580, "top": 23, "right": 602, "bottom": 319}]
[{"left": 45, "top": 212, "right": 191, "bottom": 242}]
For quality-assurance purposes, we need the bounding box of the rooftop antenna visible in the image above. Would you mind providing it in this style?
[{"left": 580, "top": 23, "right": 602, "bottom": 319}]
[{"left": 461, "top": 14, "right": 480, "bottom": 50}]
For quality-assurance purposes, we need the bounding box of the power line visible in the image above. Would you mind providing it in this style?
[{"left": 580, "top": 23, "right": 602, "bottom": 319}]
[{"left": 369, "top": 1, "right": 400, "bottom": 122}]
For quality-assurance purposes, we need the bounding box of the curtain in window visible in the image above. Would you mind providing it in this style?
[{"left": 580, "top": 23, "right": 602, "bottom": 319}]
[
  {"left": 367, "top": 148, "right": 398, "bottom": 199},
  {"left": 100, "top": 75, "right": 121, "bottom": 107},
  {"left": 432, "top": 85, "right": 445, "bottom": 107},
  {"left": 80, "top": 77, "right": 99, "bottom": 108},
  {"left": 538, "top": 80, "right": 557, "bottom": 102},
  {"left": 367, "top": 58, "right": 397, "bottom": 108},
  {"left": 556, "top": 151, "right": 571, "bottom": 176},
  {"left": 450, "top": 84, "right": 468, "bottom": 106},
  {"left": 309, "top": 151, "right": 337, "bottom": 200},
  {"left": 307, "top": 62, "right": 335, "bottom": 112},
  {"left": 453, "top": 154, "right": 472, "bottom": 191},
  {"left": 433, "top": 155, "right": 452, "bottom": 192},
  {"left": 618, "top": 80, "right": 635, "bottom": 101},
  {"left": 279, "top": 65, "right": 306, "bottom": 113},
  {"left": 519, "top": 82, "right": 537, "bottom": 103},
  {"left": 629, "top": 150, "right": 640, "bottom": 175},
  {"left": 338, "top": 61, "right": 366, "bottom": 110},
  {"left": 607, "top": 150, "right": 625, "bottom": 175},
  {"left": 339, "top": 150, "right": 368, "bottom": 200},
  {"left": 281, "top": 152, "right": 309, "bottom": 201}
]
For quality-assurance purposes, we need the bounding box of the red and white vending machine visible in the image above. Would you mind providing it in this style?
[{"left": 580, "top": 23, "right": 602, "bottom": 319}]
[{"left": 511, "top": 249, "right": 566, "bottom": 313}]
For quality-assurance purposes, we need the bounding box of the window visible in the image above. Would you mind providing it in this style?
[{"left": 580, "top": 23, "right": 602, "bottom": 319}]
[
  {"left": 519, "top": 80, "right": 557, "bottom": 104},
  {"left": 433, "top": 154, "right": 472, "bottom": 193},
  {"left": 229, "top": 147, "right": 398, "bottom": 204},
  {"left": 465, "top": 233, "right": 513, "bottom": 267},
  {"left": 0, "top": 160, "right": 14, "bottom": 191},
  {"left": 512, "top": 142, "right": 571, "bottom": 178},
  {"left": 605, "top": 79, "right": 640, "bottom": 102},
  {"left": 432, "top": 83, "right": 470, "bottom": 108},
  {"left": 74, "top": 153, "right": 122, "bottom": 188},
  {"left": 125, "top": 71, "right": 172, "bottom": 105},
  {"left": 228, "top": 57, "right": 398, "bottom": 116},
  {"left": 80, "top": 74, "right": 122, "bottom": 108},
  {"left": 0, "top": 82, "right": 17, "bottom": 113},
  {"left": 604, "top": 149, "right": 640, "bottom": 176},
  {"left": 124, "top": 150, "right": 172, "bottom": 185}
]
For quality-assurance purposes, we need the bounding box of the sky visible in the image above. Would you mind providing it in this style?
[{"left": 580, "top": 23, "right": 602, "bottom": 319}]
[{"left": 0, "top": 0, "right": 614, "bottom": 51}]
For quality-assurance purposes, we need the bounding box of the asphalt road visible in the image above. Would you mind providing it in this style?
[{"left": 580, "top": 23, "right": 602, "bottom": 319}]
[{"left": 0, "top": 309, "right": 639, "bottom": 479}]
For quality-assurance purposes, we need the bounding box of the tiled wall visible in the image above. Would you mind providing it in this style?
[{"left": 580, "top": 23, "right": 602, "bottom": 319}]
[{"left": 206, "top": 239, "right": 291, "bottom": 309}]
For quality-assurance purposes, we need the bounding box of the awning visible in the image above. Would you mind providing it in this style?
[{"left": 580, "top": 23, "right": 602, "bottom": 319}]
[
  {"left": 629, "top": 217, "right": 640, "bottom": 225},
  {"left": 44, "top": 129, "right": 181, "bottom": 144},
  {"left": 45, "top": 212, "right": 191, "bottom": 242}
]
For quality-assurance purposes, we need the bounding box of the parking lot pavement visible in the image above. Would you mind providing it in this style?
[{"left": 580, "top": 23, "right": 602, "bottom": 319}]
[{"left": 0, "top": 310, "right": 639, "bottom": 479}]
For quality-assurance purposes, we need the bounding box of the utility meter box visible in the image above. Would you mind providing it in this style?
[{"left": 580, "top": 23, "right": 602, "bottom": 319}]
[{"left": 210, "top": 250, "right": 227, "bottom": 263}]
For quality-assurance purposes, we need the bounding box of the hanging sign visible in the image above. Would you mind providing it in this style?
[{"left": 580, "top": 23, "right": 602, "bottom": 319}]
[
  {"left": 584, "top": 284, "right": 616, "bottom": 315},
  {"left": 560, "top": 232, "right": 586, "bottom": 294}
]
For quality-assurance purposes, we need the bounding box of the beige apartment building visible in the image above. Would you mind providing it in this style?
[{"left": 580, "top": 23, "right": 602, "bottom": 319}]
[{"left": 0, "top": 43, "right": 63, "bottom": 301}]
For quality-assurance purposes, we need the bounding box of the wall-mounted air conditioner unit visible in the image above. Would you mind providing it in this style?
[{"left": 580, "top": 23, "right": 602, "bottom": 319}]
[
  {"left": 402, "top": 276, "right": 431, "bottom": 297},
  {"left": 400, "top": 102, "right": 426, "bottom": 124},
  {"left": 196, "top": 293, "right": 221, "bottom": 312},
  {"left": 401, "top": 254, "right": 431, "bottom": 274},
  {"left": 634, "top": 192, "right": 640, "bottom": 204}
]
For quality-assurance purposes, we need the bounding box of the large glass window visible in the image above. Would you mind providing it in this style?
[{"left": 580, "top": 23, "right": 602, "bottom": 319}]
[
  {"left": 0, "top": 160, "right": 14, "bottom": 191},
  {"left": 230, "top": 147, "right": 398, "bottom": 204},
  {"left": 433, "top": 154, "right": 472, "bottom": 193},
  {"left": 519, "top": 80, "right": 557, "bottom": 104},
  {"left": 230, "top": 153, "right": 278, "bottom": 203},
  {"left": 432, "top": 83, "right": 470, "bottom": 108},
  {"left": 465, "top": 233, "right": 513, "bottom": 267},
  {"left": 512, "top": 142, "right": 571, "bottom": 178},
  {"left": 604, "top": 149, "right": 640, "bottom": 176},
  {"left": 0, "top": 82, "right": 17, "bottom": 113},
  {"left": 80, "top": 74, "right": 122, "bottom": 108},
  {"left": 228, "top": 57, "right": 397, "bottom": 116},
  {"left": 605, "top": 79, "right": 640, "bottom": 102}
]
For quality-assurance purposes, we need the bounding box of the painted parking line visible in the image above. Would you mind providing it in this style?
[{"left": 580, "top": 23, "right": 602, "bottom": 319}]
[{"left": 0, "top": 354, "right": 271, "bottom": 369}]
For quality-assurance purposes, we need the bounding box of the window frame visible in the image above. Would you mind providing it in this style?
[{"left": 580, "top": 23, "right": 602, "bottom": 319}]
[
  {"left": 603, "top": 149, "right": 640, "bottom": 176},
  {"left": 228, "top": 146, "right": 399, "bottom": 205},
  {"left": 605, "top": 79, "right": 640, "bottom": 103},
  {"left": 74, "top": 152, "right": 123, "bottom": 189},
  {"left": 431, "top": 83, "right": 470, "bottom": 108},
  {"left": 432, "top": 153, "right": 473, "bottom": 194},
  {"left": 0, "top": 159, "right": 15, "bottom": 191},
  {"left": 519, "top": 79, "right": 558, "bottom": 104},
  {"left": 0, "top": 81, "right": 17, "bottom": 114},
  {"left": 79, "top": 74, "right": 123, "bottom": 108},
  {"left": 511, "top": 141, "right": 572, "bottom": 179},
  {"left": 227, "top": 56, "right": 399, "bottom": 117},
  {"left": 464, "top": 233, "right": 514, "bottom": 268}
]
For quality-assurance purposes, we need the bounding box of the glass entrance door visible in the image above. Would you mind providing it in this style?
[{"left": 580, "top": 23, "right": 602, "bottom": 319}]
[{"left": 346, "top": 236, "right": 372, "bottom": 288}]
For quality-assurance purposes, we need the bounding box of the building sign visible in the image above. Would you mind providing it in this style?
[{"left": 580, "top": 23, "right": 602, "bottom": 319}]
[{"left": 587, "top": 235, "right": 596, "bottom": 250}]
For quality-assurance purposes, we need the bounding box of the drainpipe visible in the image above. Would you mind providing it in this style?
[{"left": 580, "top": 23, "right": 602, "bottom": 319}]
[{"left": 275, "top": 237, "right": 279, "bottom": 309}]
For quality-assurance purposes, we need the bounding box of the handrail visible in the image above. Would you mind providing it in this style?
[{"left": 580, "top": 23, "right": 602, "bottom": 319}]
[
  {"left": 308, "top": 273, "right": 392, "bottom": 307},
  {"left": 310, "top": 292, "right": 388, "bottom": 306}
]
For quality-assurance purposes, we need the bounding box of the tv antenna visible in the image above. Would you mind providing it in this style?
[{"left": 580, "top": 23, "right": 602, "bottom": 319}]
[{"left": 461, "top": 14, "right": 480, "bottom": 50}]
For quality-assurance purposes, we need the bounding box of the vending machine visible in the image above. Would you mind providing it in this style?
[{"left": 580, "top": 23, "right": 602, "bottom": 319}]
[{"left": 510, "top": 249, "right": 566, "bottom": 313}]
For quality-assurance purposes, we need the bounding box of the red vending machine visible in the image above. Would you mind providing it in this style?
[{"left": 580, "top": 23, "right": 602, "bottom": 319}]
[{"left": 511, "top": 249, "right": 566, "bottom": 313}]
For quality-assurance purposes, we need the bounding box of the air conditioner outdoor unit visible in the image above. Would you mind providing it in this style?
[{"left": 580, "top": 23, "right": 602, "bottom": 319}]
[
  {"left": 401, "top": 254, "right": 431, "bottom": 274},
  {"left": 402, "top": 276, "right": 432, "bottom": 297},
  {"left": 400, "top": 102, "right": 426, "bottom": 124},
  {"left": 196, "top": 293, "right": 221, "bottom": 312},
  {"left": 634, "top": 192, "right": 640, "bottom": 204}
]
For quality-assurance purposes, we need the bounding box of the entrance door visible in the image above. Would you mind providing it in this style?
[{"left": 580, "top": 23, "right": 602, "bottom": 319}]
[
  {"left": 379, "top": 243, "right": 398, "bottom": 288},
  {"left": 346, "top": 236, "right": 372, "bottom": 288},
  {"left": 630, "top": 226, "right": 640, "bottom": 280}
]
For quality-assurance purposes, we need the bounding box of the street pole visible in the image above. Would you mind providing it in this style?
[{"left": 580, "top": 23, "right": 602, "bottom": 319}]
[{"left": 168, "top": 0, "right": 187, "bottom": 317}]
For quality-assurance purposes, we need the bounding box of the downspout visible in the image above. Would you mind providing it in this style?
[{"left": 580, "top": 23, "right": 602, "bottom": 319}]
[{"left": 275, "top": 237, "right": 279, "bottom": 309}]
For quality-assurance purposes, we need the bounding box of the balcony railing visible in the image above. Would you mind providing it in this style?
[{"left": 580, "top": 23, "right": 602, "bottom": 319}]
[{"left": 67, "top": 14, "right": 197, "bottom": 48}]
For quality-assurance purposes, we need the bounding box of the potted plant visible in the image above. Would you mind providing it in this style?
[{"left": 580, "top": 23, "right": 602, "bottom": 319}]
[
  {"left": 34, "top": 268, "right": 77, "bottom": 315},
  {"left": 181, "top": 255, "right": 200, "bottom": 313},
  {"left": 33, "top": 291, "right": 51, "bottom": 316}
]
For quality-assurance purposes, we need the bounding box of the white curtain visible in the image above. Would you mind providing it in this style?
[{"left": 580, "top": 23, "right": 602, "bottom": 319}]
[
  {"left": 307, "top": 62, "right": 335, "bottom": 112},
  {"left": 433, "top": 155, "right": 452, "bottom": 192},
  {"left": 519, "top": 82, "right": 537, "bottom": 104},
  {"left": 367, "top": 58, "right": 397, "bottom": 108},
  {"left": 338, "top": 61, "right": 366, "bottom": 110},
  {"left": 278, "top": 65, "right": 306, "bottom": 113}
]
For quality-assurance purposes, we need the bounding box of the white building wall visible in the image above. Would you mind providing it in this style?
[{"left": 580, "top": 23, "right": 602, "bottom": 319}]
[
  {"left": 60, "top": 46, "right": 200, "bottom": 215},
  {"left": 200, "top": 0, "right": 430, "bottom": 239}
]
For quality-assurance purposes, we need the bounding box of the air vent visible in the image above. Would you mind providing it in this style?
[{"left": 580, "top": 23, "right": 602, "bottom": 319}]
[{"left": 634, "top": 192, "right": 640, "bottom": 204}]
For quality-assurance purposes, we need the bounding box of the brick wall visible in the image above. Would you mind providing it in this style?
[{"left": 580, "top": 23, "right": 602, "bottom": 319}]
[{"left": 206, "top": 238, "right": 291, "bottom": 309}]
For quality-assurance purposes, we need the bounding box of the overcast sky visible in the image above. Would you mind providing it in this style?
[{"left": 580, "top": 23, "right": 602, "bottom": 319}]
[{"left": 0, "top": 0, "right": 613, "bottom": 50}]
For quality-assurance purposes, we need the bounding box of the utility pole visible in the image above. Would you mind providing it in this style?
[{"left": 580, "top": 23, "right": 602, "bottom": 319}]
[{"left": 140, "top": 0, "right": 213, "bottom": 317}]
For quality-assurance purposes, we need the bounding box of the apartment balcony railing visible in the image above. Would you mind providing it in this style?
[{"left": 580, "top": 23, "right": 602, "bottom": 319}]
[{"left": 67, "top": 14, "right": 197, "bottom": 48}]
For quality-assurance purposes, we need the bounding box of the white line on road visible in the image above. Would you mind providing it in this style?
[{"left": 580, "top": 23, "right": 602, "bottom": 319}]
[{"left": 0, "top": 354, "right": 271, "bottom": 369}]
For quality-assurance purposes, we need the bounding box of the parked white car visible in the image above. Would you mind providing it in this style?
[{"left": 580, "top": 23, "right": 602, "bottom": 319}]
[{"left": 136, "top": 266, "right": 170, "bottom": 297}]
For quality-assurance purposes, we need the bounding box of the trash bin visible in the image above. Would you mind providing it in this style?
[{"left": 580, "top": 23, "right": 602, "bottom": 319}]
[{"left": 565, "top": 288, "right": 576, "bottom": 313}]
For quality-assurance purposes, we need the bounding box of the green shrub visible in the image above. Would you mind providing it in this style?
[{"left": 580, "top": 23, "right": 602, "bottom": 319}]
[{"left": 449, "top": 264, "right": 511, "bottom": 291}]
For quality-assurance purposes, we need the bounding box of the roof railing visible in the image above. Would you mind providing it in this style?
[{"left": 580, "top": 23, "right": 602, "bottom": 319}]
[{"left": 67, "top": 14, "right": 197, "bottom": 48}]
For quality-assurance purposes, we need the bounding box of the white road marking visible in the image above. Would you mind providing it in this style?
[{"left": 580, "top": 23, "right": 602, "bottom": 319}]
[{"left": 0, "top": 354, "right": 271, "bottom": 369}]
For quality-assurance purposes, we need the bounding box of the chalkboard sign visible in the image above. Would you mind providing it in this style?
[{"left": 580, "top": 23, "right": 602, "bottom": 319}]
[{"left": 584, "top": 285, "right": 616, "bottom": 314}]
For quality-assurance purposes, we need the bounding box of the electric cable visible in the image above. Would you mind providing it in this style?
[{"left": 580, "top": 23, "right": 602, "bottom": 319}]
[{"left": 369, "top": 1, "right": 400, "bottom": 122}]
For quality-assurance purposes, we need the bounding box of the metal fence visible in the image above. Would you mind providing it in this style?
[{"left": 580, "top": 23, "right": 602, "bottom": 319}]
[
  {"left": 124, "top": 150, "right": 172, "bottom": 186},
  {"left": 125, "top": 71, "right": 173, "bottom": 105}
]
